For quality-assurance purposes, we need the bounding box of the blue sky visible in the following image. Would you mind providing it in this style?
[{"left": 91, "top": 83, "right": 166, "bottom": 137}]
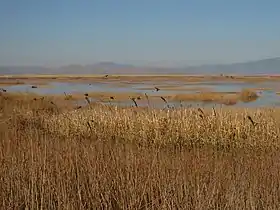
[{"left": 0, "top": 0, "right": 280, "bottom": 67}]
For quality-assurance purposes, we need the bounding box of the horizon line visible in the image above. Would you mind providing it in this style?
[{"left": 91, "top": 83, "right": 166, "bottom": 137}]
[{"left": 0, "top": 56, "right": 279, "bottom": 68}]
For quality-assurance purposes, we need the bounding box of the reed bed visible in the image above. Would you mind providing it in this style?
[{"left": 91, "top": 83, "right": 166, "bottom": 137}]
[
  {"left": 41, "top": 105, "right": 280, "bottom": 150},
  {"left": 1, "top": 93, "right": 280, "bottom": 209}
]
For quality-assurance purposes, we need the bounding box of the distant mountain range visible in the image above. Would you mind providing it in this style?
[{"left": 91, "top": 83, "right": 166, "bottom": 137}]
[{"left": 1, "top": 57, "right": 280, "bottom": 75}]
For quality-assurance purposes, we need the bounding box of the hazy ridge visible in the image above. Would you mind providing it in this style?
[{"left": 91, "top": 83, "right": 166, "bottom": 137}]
[{"left": 0, "top": 57, "right": 280, "bottom": 75}]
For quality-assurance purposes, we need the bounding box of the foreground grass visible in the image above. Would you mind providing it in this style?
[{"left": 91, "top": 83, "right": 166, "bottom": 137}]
[{"left": 1, "top": 93, "right": 280, "bottom": 209}]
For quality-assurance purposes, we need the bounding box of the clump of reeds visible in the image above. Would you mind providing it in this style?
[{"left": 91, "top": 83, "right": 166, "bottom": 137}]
[
  {"left": 64, "top": 92, "right": 73, "bottom": 100},
  {"left": 239, "top": 89, "right": 259, "bottom": 102}
]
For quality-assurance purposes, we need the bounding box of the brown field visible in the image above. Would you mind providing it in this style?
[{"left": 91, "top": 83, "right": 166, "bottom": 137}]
[{"left": 1, "top": 91, "right": 280, "bottom": 209}]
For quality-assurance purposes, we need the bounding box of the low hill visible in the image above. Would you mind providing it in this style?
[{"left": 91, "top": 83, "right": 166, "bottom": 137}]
[{"left": 0, "top": 57, "right": 279, "bottom": 75}]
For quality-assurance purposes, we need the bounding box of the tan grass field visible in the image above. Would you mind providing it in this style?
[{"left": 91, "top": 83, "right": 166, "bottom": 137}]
[{"left": 1, "top": 91, "right": 280, "bottom": 209}]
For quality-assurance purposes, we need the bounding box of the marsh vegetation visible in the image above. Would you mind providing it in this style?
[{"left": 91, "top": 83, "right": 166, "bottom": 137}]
[{"left": 1, "top": 91, "right": 280, "bottom": 209}]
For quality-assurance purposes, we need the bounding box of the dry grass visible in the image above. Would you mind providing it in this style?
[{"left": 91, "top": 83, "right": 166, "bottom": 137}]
[
  {"left": 239, "top": 89, "right": 259, "bottom": 102},
  {"left": 0, "top": 78, "right": 52, "bottom": 87},
  {"left": 167, "top": 89, "right": 259, "bottom": 105},
  {"left": 0, "top": 79, "right": 25, "bottom": 86},
  {"left": 47, "top": 92, "right": 145, "bottom": 104},
  {"left": 169, "top": 92, "right": 238, "bottom": 102},
  {"left": 83, "top": 92, "right": 144, "bottom": 101},
  {"left": 1, "top": 92, "right": 280, "bottom": 209}
]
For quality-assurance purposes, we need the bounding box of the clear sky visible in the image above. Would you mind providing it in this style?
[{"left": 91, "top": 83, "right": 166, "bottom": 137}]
[{"left": 0, "top": 0, "right": 280, "bottom": 67}]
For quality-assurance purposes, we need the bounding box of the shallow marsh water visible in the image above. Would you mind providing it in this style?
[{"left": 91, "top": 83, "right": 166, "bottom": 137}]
[{"left": 1, "top": 80, "right": 280, "bottom": 108}]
